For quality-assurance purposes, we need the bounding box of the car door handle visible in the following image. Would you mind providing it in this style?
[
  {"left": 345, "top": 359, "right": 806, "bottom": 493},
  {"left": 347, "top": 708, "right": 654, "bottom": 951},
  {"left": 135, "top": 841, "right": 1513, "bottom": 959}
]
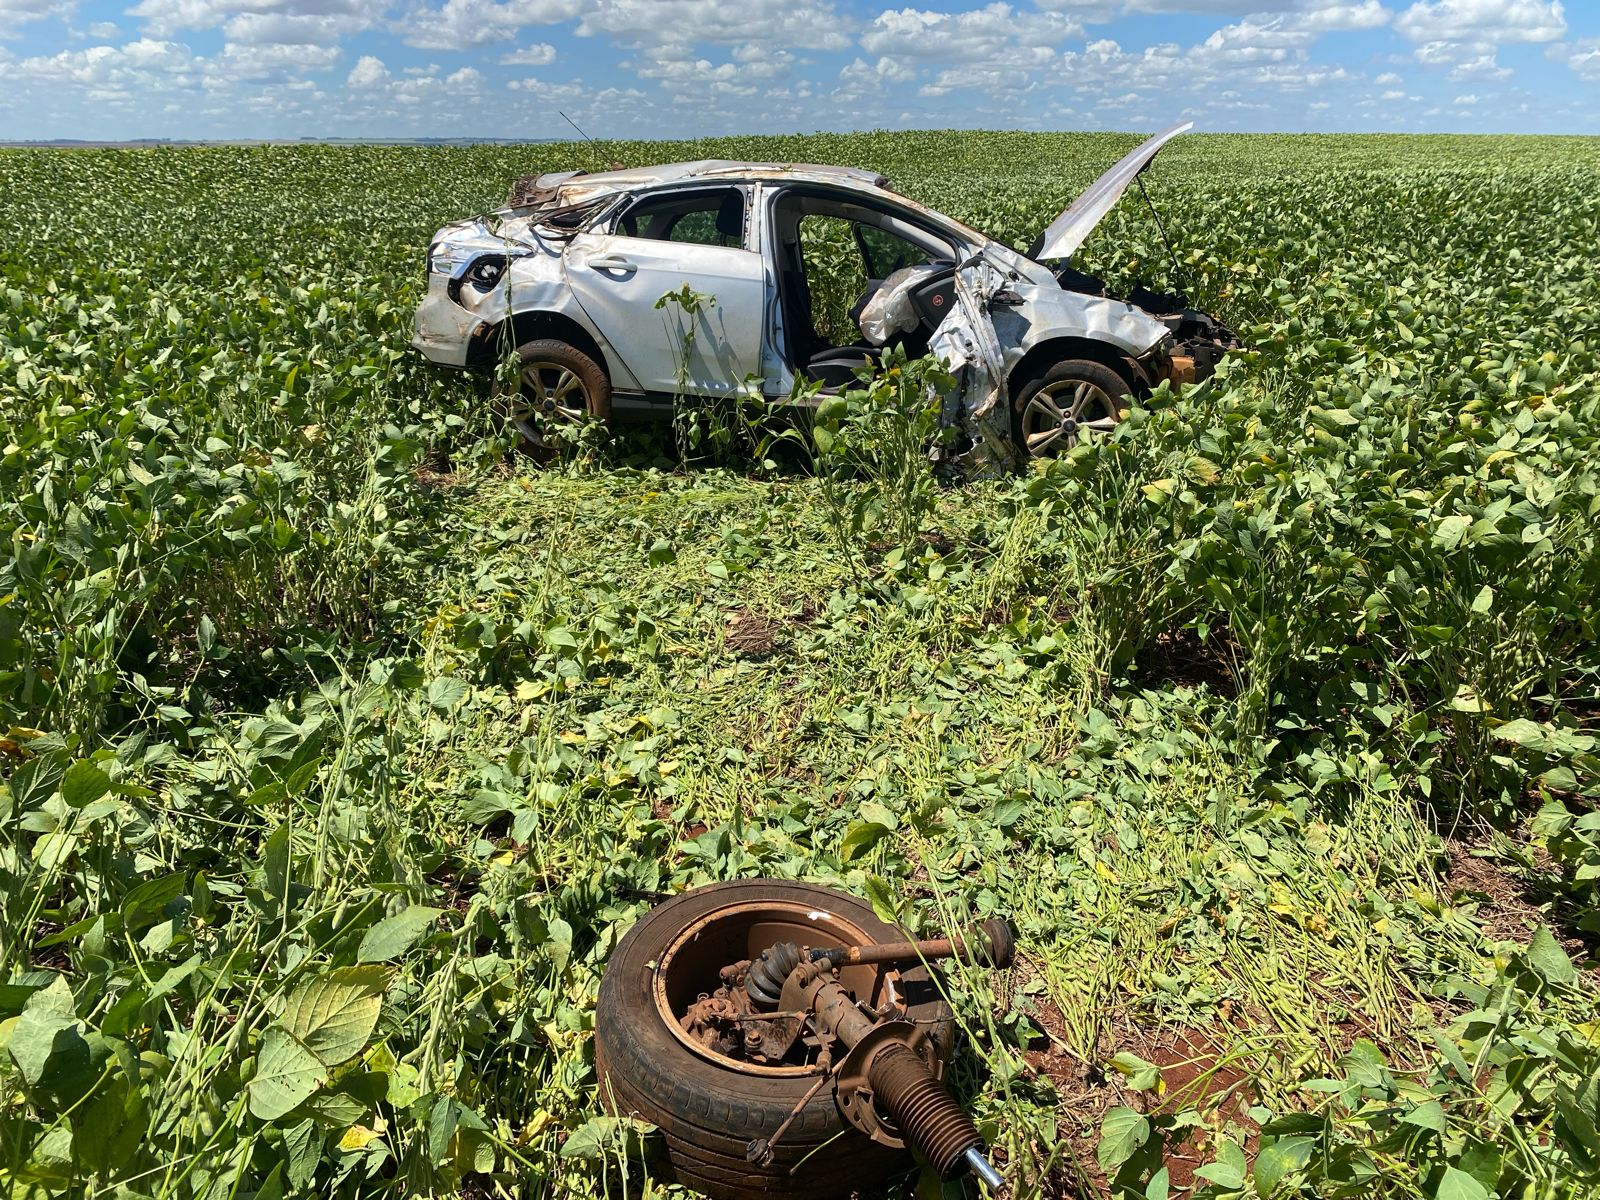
[{"left": 586, "top": 253, "right": 637, "bottom": 272}]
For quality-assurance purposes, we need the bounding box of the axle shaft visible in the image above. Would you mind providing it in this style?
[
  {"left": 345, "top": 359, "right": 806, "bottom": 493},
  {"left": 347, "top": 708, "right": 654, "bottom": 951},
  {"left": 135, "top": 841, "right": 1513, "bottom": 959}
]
[{"left": 808, "top": 917, "right": 1015, "bottom": 969}]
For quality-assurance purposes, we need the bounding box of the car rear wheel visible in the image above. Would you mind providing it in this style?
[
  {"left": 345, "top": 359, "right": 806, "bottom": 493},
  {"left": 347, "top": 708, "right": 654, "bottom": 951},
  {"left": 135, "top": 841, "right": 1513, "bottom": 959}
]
[
  {"left": 1011, "top": 358, "right": 1130, "bottom": 458},
  {"left": 494, "top": 338, "right": 611, "bottom": 454}
]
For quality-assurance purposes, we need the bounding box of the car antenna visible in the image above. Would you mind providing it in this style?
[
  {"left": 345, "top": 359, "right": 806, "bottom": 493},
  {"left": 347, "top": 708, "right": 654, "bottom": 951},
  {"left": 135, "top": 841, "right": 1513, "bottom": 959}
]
[
  {"left": 1135, "top": 170, "right": 1186, "bottom": 301},
  {"left": 559, "top": 110, "right": 614, "bottom": 173}
]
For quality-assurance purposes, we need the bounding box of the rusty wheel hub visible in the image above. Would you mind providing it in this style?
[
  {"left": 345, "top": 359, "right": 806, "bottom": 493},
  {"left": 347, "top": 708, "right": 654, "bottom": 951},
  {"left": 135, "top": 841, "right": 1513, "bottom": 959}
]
[{"left": 654, "top": 899, "right": 907, "bottom": 1074}]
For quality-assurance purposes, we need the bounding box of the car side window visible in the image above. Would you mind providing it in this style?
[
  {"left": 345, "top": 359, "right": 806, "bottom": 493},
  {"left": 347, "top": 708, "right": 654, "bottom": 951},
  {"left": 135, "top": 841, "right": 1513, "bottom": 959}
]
[
  {"left": 616, "top": 188, "right": 746, "bottom": 247},
  {"left": 857, "top": 223, "right": 933, "bottom": 279}
]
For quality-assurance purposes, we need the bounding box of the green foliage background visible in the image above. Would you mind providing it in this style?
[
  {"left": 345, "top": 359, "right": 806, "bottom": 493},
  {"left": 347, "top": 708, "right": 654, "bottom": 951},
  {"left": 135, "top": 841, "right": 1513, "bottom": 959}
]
[{"left": 1, "top": 133, "right": 1597, "bottom": 1200}]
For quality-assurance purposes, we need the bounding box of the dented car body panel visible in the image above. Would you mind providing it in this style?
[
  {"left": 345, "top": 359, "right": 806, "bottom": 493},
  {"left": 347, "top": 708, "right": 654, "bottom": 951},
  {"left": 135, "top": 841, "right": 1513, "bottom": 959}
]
[{"left": 413, "top": 132, "right": 1234, "bottom": 464}]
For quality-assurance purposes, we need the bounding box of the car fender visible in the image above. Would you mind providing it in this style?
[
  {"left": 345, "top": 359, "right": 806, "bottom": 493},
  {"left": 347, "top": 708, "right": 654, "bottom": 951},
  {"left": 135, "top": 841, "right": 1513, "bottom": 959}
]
[
  {"left": 457, "top": 242, "right": 642, "bottom": 391},
  {"left": 1007, "top": 287, "right": 1172, "bottom": 362},
  {"left": 928, "top": 257, "right": 1020, "bottom": 477}
]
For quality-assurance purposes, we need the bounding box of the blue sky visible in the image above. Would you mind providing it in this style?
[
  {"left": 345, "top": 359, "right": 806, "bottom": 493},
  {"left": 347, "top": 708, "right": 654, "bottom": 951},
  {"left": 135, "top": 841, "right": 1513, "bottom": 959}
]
[{"left": 1, "top": 0, "right": 1596, "bottom": 140}]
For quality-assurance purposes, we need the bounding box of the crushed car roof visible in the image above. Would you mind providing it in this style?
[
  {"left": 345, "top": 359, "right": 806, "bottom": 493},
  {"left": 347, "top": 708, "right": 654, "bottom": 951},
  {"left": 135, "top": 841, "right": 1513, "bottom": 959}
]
[{"left": 525, "top": 159, "right": 892, "bottom": 202}]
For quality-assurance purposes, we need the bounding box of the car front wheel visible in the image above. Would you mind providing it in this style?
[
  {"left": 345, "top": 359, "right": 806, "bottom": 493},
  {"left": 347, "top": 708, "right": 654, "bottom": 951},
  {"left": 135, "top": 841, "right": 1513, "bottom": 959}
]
[
  {"left": 1010, "top": 358, "right": 1130, "bottom": 458},
  {"left": 493, "top": 338, "right": 611, "bottom": 454}
]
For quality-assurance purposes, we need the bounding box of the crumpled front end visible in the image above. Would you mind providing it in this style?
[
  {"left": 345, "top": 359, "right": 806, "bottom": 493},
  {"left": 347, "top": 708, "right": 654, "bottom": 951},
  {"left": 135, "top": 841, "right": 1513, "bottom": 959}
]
[
  {"left": 1048, "top": 266, "right": 1239, "bottom": 390},
  {"left": 1136, "top": 291, "right": 1239, "bottom": 389},
  {"left": 925, "top": 249, "right": 1237, "bottom": 477},
  {"left": 927, "top": 258, "right": 1019, "bottom": 478}
]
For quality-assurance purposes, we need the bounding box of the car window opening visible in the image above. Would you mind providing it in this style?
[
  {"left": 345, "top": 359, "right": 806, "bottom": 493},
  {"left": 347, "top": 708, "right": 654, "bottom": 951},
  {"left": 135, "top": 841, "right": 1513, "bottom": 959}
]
[
  {"left": 616, "top": 187, "right": 746, "bottom": 247},
  {"left": 769, "top": 188, "right": 958, "bottom": 388}
]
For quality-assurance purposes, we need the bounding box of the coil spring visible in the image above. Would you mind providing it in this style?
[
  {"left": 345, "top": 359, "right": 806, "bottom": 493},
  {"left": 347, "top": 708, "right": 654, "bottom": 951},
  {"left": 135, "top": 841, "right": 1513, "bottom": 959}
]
[{"left": 868, "top": 1043, "right": 981, "bottom": 1180}]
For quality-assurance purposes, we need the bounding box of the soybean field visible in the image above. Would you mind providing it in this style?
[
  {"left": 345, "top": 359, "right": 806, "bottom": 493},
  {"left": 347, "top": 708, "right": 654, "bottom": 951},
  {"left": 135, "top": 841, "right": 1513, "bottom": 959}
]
[{"left": 1, "top": 132, "right": 1598, "bottom": 1200}]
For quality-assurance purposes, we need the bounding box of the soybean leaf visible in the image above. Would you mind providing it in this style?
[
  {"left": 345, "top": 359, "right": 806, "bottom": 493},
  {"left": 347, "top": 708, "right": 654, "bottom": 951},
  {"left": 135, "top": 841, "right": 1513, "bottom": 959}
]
[
  {"left": 1109, "top": 1052, "right": 1163, "bottom": 1092},
  {"left": 1253, "top": 1135, "right": 1313, "bottom": 1194},
  {"left": 560, "top": 1115, "right": 652, "bottom": 1161},
  {"left": 248, "top": 1026, "right": 327, "bottom": 1121},
  {"left": 1096, "top": 1106, "right": 1150, "bottom": 1174},
  {"left": 1526, "top": 926, "right": 1576, "bottom": 986},
  {"left": 121, "top": 873, "right": 187, "bottom": 933},
  {"left": 1402, "top": 1099, "right": 1448, "bottom": 1133},
  {"left": 60, "top": 760, "right": 111, "bottom": 809},
  {"left": 358, "top": 906, "right": 444, "bottom": 963},
  {"left": 840, "top": 820, "right": 891, "bottom": 861},
  {"left": 279, "top": 966, "right": 388, "bottom": 1067},
  {"left": 1436, "top": 1166, "right": 1490, "bottom": 1200}
]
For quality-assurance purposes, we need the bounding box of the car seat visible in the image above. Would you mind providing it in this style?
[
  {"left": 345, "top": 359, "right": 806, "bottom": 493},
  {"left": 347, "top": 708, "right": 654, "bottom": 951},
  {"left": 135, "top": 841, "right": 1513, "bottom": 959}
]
[
  {"left": 714, "top": 192, "right": 744, "bottom": 246},
  {"left": 805, "top": 344, "right": 882, "bottom": 389}
]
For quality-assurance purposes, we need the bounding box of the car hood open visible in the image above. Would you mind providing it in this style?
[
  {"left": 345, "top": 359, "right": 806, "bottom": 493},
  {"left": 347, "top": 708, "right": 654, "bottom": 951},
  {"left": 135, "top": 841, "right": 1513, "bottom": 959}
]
[{"left": 1031, "top": 121, "right": 1193, "bottom": 263}]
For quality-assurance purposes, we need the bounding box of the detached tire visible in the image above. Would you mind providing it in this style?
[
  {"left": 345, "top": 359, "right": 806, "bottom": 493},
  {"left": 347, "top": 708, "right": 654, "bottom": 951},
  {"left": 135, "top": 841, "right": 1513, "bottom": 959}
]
[
  {"left": 493, "top": 337, "right": 611, "bottom": 455},
  {"left": 1011, "top": 357, "right": 1131, "bottom": 458},
  {"left": 594, "top": 880, "right": 956, "bottom": 1199}
]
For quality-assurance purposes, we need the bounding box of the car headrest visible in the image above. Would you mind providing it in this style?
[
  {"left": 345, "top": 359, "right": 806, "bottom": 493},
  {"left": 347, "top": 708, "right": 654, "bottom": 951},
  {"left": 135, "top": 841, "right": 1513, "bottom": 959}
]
[{"left": 715, "top": 193, "right": 743, "bottom": 239}]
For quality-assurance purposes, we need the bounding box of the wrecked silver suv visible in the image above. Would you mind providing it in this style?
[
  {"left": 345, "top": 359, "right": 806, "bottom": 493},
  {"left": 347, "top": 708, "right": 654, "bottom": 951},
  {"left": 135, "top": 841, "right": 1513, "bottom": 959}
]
[{"left": 412, "top": 122, "right": 1234, "bottom": 470}]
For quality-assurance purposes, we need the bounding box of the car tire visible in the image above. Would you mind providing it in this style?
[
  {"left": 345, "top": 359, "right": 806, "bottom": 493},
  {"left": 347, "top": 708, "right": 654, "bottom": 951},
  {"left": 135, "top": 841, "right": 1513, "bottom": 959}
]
[
  {"left": 1010, "top": 357, "right": 1131, "bottom": 458},
  {"left": 593, "top": 879, "right": 956, "bottom": 1200},
  {"left": 494, "top": 338, "right": 611, "bottom": 454}
]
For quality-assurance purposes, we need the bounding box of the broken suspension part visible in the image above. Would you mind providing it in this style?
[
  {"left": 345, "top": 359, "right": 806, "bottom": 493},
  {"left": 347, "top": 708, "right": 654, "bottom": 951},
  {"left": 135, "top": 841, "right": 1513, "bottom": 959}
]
[{"left": 727, "top": 919, "right": 1016, "bottom": 1188}]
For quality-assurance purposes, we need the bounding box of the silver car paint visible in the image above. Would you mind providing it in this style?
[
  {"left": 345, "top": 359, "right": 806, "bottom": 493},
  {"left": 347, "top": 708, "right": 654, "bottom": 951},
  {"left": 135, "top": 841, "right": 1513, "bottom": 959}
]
[{"left": 414, "top": 214, "right": 642, "bottom": 389}]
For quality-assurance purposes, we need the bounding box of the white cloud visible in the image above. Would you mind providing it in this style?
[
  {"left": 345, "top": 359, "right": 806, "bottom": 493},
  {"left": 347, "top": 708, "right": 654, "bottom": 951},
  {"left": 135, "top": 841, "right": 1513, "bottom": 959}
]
[
  {"left": 126, "top": 0, "right": 388, "bottom": 40},
  {"left": 1291, "top": 0, "right": 1391, "bottom": 32},
  {"left": 578, "top": 0, "right": 851, "bottom": 52},
  {"left": 1203, "top": 14, "right": 1316, "bottom": 62},
  {"left": 6, "top": 0, "right": 1596, "bottom": 139},
  {"left": 401, "top": 0, "right": 581, "bottom": 51},
  {"left": 1200, "top": 1, "right": 1392, "bottom": 65},
  {"left": 0, "top": 0, "right": 73, "bottom": 28},
  {"left": 861, "top": 4, "right": 1078, "bottom": 64},
  {"left": 1452, "top": 91, "right": 1478, "bottom": 103},
  {"left": 1395, "top": 0, "right": 1565, "bottom": 46},
  {"left": 224, "top": 11, "right": 369, "bottom": 45},
  {"left": 838, "top": 54, "right": 916, "bottom": 90},
  {"left": 214, "top": 39, "right": 339, "bottom": 78},
  {"left": 1546, "top": 37, "right": 1600, "bottom": 81},
  {"left": 346, "top": 51, "right": 386, "bottom": 85},
  {"left": 1446, "top": 50, "right": 1511, "bottom": 78},
  {"left": 9, "top": 37, "right": 200, "bottom": 86},
  {"left": 507, "top": 76, "right": 583, "bottom": 99},
  {"left": 1395, "top": 0, "right": 1563, "bottom": 79},
  {"left": 499, "top": 42, "right": 555, "bottom": 65},
  {"left": 632, "top": 49, "right": 797, "bottom": 95}
]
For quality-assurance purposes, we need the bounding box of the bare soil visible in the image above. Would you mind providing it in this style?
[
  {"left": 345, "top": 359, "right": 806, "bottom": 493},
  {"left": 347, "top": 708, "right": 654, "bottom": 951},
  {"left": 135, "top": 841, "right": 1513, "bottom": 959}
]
[
  {"left": 726, "top": 608, "right": 779, "bottom": 657},
  {"left": 1019, "top": 981, "right": 1262, "bottom": 1197}
]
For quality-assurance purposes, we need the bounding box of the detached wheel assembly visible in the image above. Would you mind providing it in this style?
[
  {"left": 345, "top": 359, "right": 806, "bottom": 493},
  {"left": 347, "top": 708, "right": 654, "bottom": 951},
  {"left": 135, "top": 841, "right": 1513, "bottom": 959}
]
[{"left": 594, "top": 880, "right": 1014, "bottom": 1199}]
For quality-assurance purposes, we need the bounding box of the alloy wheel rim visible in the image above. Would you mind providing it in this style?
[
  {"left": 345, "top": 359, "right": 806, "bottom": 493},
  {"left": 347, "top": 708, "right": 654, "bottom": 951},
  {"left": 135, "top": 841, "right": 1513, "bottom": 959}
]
[
  {"left": 1020, "top": 377, "right": 1121, "bottom": 456},
  {"left": 510, "top": 360, "right": 588, "bottom": 445}
]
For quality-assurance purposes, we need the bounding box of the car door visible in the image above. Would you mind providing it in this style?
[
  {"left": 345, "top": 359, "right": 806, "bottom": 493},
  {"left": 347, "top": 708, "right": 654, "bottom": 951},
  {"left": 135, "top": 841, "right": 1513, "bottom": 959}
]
[{"left": 563, "top": 185, "right": 766, "bottom": 396}]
